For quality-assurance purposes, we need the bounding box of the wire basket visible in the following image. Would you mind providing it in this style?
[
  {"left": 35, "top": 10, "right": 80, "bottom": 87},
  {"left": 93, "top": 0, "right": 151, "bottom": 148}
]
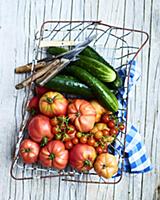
[{"left": 10, "top": 20, "right": 149, "bottom": 184}]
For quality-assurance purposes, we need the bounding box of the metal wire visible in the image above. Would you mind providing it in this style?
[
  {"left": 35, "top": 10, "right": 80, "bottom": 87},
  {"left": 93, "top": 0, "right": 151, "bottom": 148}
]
[{"left": 10, "top": 20, "right": 149, "bottom": 184}]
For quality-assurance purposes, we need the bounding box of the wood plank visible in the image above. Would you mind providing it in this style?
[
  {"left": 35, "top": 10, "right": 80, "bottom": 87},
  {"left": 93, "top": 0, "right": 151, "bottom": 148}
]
[{"left": 0, "top": 0, "right": 159, "bottom": 199}]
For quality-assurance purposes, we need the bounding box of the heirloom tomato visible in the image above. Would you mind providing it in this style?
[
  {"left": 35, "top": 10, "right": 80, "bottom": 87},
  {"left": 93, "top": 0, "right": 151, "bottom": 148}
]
[
  {"left": 90, "top": 100, "right": 106, "bottom": 122},
  {"left": 39, "top": 91, "right": 68, "bottom": 117},
  {"left": 94, "top": 153, "right": 118, "bottom": 179},
  {"left": 39, "top": 140, "right": 69, "bottom": 170},
  {"left": 69, "top": 144, "right": 97, "bottom": 172},
  {"left": 90, "top": 123, "right": 108, "bottom": 134},
  {"left": 68, "top": 99, "right": 96, "bottom": 132},
  {"left": 28, "top": 115, "right": 53, "bottom": 146},
  {"left": 19, "top": 139, "right": 40, "bottom": 164}
]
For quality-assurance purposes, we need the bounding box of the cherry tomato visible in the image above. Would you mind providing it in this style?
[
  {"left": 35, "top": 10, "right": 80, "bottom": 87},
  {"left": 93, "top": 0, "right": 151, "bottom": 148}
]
[
  {"left": 107, "top": 120, "right": 115, "bottom": 128},
  {"left": 62, "top": 134, "right": 70, "bottom": 142},
  {"left": 118, "top": 124, "right": 125, "bottom": 131},
  {"left": 102, "top": 129, "right": 110, "bottom": 136},
  {"left": 80, "top": 136, "right": 87, "bottom": 144},
  {"left": 51, "top": 125, "right": 60, "bottom": 135},
  {"left": 55, "top": 133, "right": 62, "bottom": 140},
  {"left": 76, "top": 132, "right": 82, "bottom": 138},
  {"left": 109, "top": 128, "right": 117, "bottom": 136},
  {"left": 87, "top": 137, "right": 96, "bottom": 146},
  {"left": 94, "top": 131, "right": 103, "bottom": 140},
  {"left": 101, "top": 113, "right": 110, "bottom": 123},
  {"left": 50, "top": 117, "right": 59, "bottom": 126},
  {"left": 72, "top": 137, "right": 79, "bottom": 145},
  {"left": 96, "top": 146, "right": 103, "bottom": 154},
  {"left": 67, "top": 124, "right": 76, "bottom": 139},
  {"left": 65, "top": 141, "right": 73, "bottom": 150}
]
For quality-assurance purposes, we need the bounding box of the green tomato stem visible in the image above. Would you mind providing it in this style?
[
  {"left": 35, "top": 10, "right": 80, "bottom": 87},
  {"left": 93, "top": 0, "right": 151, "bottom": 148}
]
[
  {"left": 40, "top": 136, "right": 48, "bottom": 147},
  {"left": 49, "top": 153, "right": 55, "bottom": 160},
  {"left": 84, "top": 160, "right": 92, "bottom": 167},
  {"left": 46, "top": 97, "right": 53, "bottom": 104}
]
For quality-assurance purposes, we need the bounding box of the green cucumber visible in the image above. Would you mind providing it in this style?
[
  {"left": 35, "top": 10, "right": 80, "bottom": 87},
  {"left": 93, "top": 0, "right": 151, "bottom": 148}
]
[
  {"left": 47, "top": 46, "right": 122, "bottom": 88},
  {"left": 45, "top": 75, "right": 94, "bottom": 98},
  {"left": 47, "top": 47, "right": 67, "bottom": 56},
  {"left": 80, "top": 46, "right": 122, "bottom": 89},
  {"left": 74, "top": 55, "right": 116, "bottom": 83},
  {"left": 67, "top": 65, "right": 118, "bottom": 112}
]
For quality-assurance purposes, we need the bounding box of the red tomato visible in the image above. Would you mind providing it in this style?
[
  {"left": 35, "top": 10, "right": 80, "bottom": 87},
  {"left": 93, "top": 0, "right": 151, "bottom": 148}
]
[
  {"left": 94, "top": 131, "right": 103, "bottom": 140},
  {"left": 35, "top": 86, "right": 50, "bottom": 97},
  {"left": 27, "top": 96, "right": 39, "bottom": 115},
  {"left": 39, "top": 92, "right": 68, "bottom": 117},
  {"left": 109, "top": 128, "right": 117, "bottom": 136},
  {"left": 28, "top": 115, "right": 53, "bottom": 146},
  {"left": 50, "top": 117, "right": 59, "bottom": 126},
  {"left": 65, "top": 141, "right": 73, "bottom": 150},
  {"left": 101, "top": 113, "right": 110, "bottom": 123},
  {"left": 69, "top": 144, "right": 97, "bottom": 172},
  {"left": 96, "top": 146, "right": 103, "bottom": 154},
  {"left": 107, "top": 120, "right": 115, "bottom": 128},
  {"left": 102, "top": 129, "right": 110, "bottom": 136},
  {"left": 19, "top": 139, "right": 40, "bottom": 164},
  {"left": 72, "top": 137, "right": 79, "bottom": 145},
  {"left": 52, "top": 125, "right": 60, "bottom": 135},
  {"left": 67, "top": 124, "right": 76, "bottom": 139},
  {"left": 118, "top": 124, "right": 125, "bottom": 131},
  {"left": 62, "top": 133, "right": 70, "bottom": 142},
  {"left": 80, "top": 136, "right": 87, "bottom": 144},
  {"left": 68, "top": 99, "right": 96, "bottom": 132},
  {"left": 87, "top": 137, "right": 96, "bottom": 146},
  {"left": 39, "top": 140, "right": 69, "bottom": 169}
]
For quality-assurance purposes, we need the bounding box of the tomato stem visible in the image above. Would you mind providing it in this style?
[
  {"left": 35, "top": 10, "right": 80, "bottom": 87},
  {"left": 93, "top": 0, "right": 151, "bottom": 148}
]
[
  {"left": 84, "top": 160, "right": 92, "bottom": 167},
  {"left": 30, "top": 108, "right": 36, "bottom": 116},
  {"left": 24, "top": 148, "right": 31, "bottom": 153},
  {"left": 102, "top": 164, "right": 106, "bottom": 169},
  {"left": 46, "top": 97, "right": 53, "bottom": 104},
  {"left": 40, "top": 137, "right": 48, "bottom": 147},
  {"left": 49, "top": 153, "right": 55, "bottom": 160}
]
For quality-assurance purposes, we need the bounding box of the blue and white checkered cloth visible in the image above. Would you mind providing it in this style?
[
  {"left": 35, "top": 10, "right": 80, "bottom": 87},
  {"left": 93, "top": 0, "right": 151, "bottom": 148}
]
[{"left": 114, "top": 60, "right": 152, "bottom": 174}]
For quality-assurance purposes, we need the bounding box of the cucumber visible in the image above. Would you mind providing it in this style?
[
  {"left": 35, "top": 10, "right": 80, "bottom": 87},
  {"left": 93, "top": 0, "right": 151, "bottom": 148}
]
[
  {"left": 47, "top": 46, "right": 122, "bottom": 88},
  {"left": 67, "top": 65, "right": 118, "bottom": 112},
  {"left": 74, "top": 55, "right": 116, "bottom": 82},
  {"left": 45, "top": 75, "right": 94, "bottom": 98},
  {"left": 47, "top": 46, "right": 67, "bottom": 56},
  {"left": 80, "top": 46, "right": 122, "bottom": 89}
]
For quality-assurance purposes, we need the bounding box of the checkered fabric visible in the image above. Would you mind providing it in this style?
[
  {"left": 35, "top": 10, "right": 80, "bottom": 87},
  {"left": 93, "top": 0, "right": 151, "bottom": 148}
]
[{"left": 114, "top": 61, "right": 152, "bottom": 174}]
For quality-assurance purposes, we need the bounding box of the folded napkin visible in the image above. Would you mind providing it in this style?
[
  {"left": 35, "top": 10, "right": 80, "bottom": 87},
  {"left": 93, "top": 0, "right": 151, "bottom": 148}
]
[{"left": 113, "top": 60, "right": 152, "bottom": 174}]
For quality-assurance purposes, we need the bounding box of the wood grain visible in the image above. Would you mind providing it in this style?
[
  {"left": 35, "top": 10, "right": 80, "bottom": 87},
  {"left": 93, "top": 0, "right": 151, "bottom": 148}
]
[{"left": 0, "top": 0, "right": 159, "bottom": 199}]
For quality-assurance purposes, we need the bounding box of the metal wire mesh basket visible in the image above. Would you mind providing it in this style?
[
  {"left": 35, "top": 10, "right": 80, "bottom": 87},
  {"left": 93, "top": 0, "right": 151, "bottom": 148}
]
[{"left": 10, "top": 20, "right": 149, "bottom": 184}]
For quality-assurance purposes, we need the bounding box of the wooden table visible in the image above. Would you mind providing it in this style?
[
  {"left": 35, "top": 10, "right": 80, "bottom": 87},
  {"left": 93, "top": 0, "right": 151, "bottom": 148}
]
[{"left": 0, "top": 0, "right": 159, "bottom": 199}]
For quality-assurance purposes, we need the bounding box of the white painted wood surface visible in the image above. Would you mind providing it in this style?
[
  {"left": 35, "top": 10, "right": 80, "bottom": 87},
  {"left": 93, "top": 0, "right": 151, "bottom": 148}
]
[{"left": 0, "top": 0, "right": 159, "bottom": 199}]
